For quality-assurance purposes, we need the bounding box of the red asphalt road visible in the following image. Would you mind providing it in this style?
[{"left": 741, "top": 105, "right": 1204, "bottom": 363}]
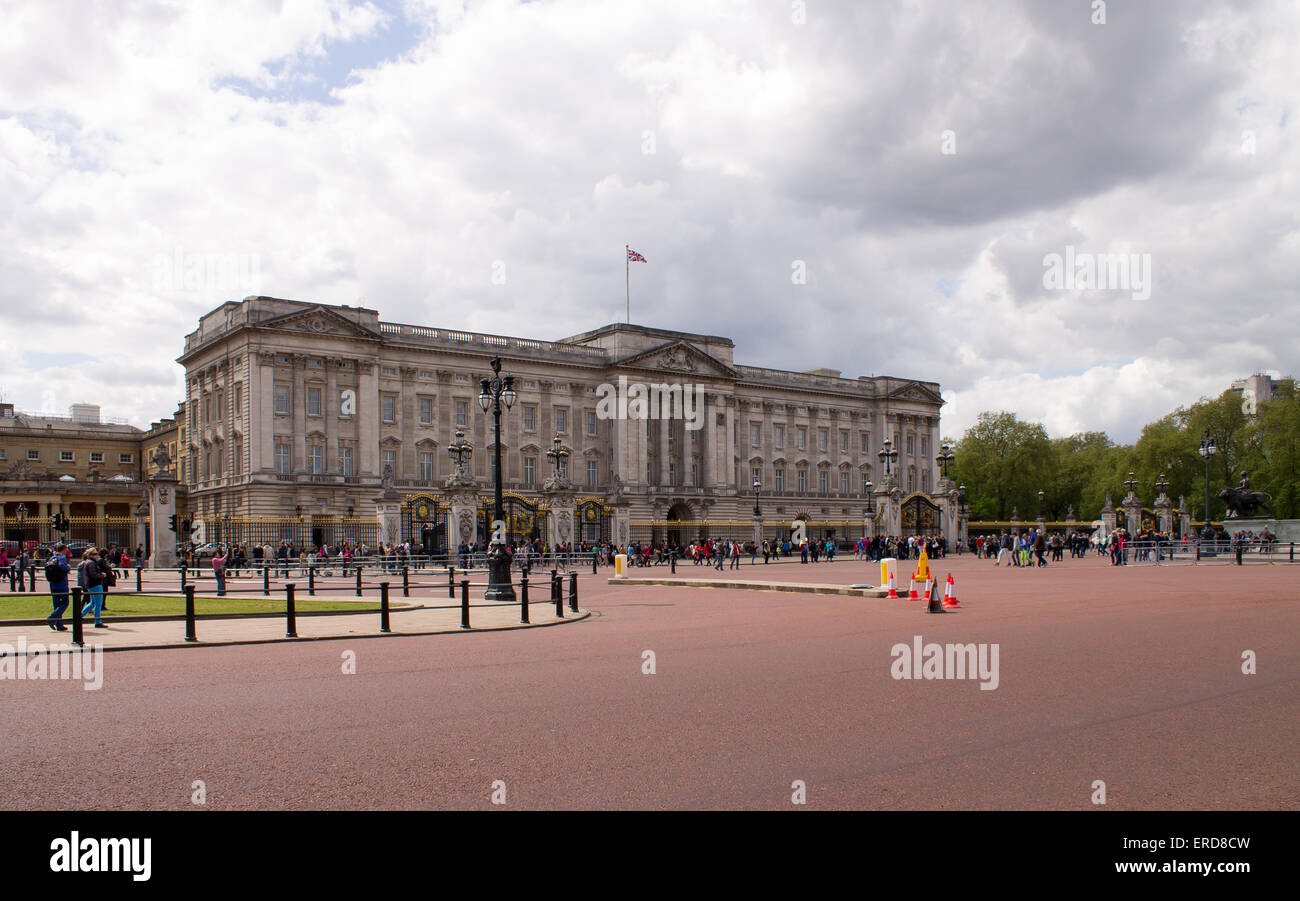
[{"left": 1, "top": 554, "right": 1296, "bottom": 810}]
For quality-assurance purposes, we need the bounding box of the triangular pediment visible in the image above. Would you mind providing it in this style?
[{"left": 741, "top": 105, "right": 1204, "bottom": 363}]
[
  {"left": 257, "top": 305, "right": 381, "bottom": 340},
  {"left": 887, "top": 382, "right": 944, "bottom": 405},
  {"left": 614, "top": 341, "right": 738, "bottom": 380}
]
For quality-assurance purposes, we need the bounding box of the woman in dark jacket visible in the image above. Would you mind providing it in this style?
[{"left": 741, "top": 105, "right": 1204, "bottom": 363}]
[{"left": 78, "top": 548, "right": 108, "bottom": 628}]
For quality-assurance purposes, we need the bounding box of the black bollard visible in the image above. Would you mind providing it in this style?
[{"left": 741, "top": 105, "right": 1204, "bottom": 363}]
[
  {"left": 449, "top": 566, "right": 455, "bottom": 599},
  {"left": 520, "top": 576, "right": 530, "bottom": 624},
  {"left": 402, "top": 565, "right": 410, "bottom": 598},
  {"left": 263, "top": 565, "right": 270, "bottom": 596},
  {"left": 553, "top": 574, "right": 563, "bottom": 617},
  {"left": 379, "top": 582, "right": 391, "bottom": 633},
  {"left": 1291, "top": 542, "right": 1295, "bottom": 563},
  {"left": 308, "top": 565, "right": 315, "bottom": 597},
  {"left": 671, "top": 555, "right": 676, "bottom": 574},
  {"left": 356, "top": 568, "right": 363, "bottom": 598},
  {"left": 135, "top": 567, "right": 142, "bottom": 592},
  {"left": 460, "top": 578, "right": 470, "bottom": 629},
  {"left": 8, "top": 568, "right": 13, "bottom": 592},
  {"left": 180, "top": 567, "right": 186, "bottom": 589},
  {"left": 569, "top": 571, "right": 578, "bottom": 612},
  {"left": 71, "top": 586, "right": 84, "bottom": 648},
  {"left": 285, "top": 583, "right": 298, "bottom": 638},
  {"left": 592, "top": 555, "right": 597, "bottom": 575},
  {"left": 184, "top": 584, "right": 197, "bottom": 642}
]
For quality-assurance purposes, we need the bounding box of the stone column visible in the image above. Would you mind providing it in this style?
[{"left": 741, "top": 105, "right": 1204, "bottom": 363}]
[
  {"left": 445, "top": 486, "right": 480, "bottom": 550},
  {"left": 1154, "top": 494, "right": 1174, "bottom": 534},
  {"left": 545, "top": 488, "right": 575, "bottom": 548},
  {"left": 752, "top": 511, "right": 762, "bottom": 547},
  {"left": 358, "top": 361, "right": 379, "bottom": 480},
  {"left": 374, "top": 489, "right": 403, "bottom": 551},
  {"left": 1100, "top": 493, "right": 1116, "bottom": 537},
  {"left": 1178, "top": 496, "right": 1191, "bottom": 539},
  {"left": 148, "top": 474, "right": 179, "bottom": 568},
  {"left": 879, "top": 486, "right": 901, "bottom": 537},
  {"left": 612, "top": 497, "right": 631, "bottom": 549},
  {"left": 1122, "top": 492, "right": 1142, "bottom": 534}
]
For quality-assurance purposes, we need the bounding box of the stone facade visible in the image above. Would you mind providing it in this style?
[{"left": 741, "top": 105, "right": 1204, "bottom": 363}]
[{"left": 175, "top": 296, "right": 947, "bottom": 542}]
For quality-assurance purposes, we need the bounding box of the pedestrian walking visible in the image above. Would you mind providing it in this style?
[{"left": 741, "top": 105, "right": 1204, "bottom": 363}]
[
  {"left": 78, "top": 547, "right": 108, "bottom": 628},
  {"left": 44, "top": 544, "right": 72, "bottom": 631}
]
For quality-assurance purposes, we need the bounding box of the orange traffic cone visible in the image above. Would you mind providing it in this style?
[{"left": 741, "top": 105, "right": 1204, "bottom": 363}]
[
  {"left": 887, "top": 570, "right": 898, "bottom": 599},
  {"left": 943, "top": 573, "right": 961, "bottom": 608},
  {"left": 908, "top": 573, "right": 919, "bottom": 600}
]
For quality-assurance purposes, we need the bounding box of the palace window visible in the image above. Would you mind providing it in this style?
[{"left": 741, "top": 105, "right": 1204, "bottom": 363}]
[
  {"left": 775, "top": 468, "right": 784, "bottom": 491},
  {"left": 60, "top": 451, "right": 74, "bottom": 462},
  {"left": 382, "top": 396, "right": 396, "bottom": 423},
  {"left": 797, "top": 470, "right": 807, "bottom": 493},
  {"left": 419, "top": 397, "right": 434, "bottom": 425},
  {"left": 906, "top": 434, "right": 915, "bottom": 456},
  {"left": 796, "top": 427, "right": 807, "bottom": 450},
  {"left": 307, "top": 446, "right": 322, "bottom": 474},
  {"left": 819, "top": 471, "right": 828, "bottom": 493},
  {"left": 419, "top": 452, "right": 434, "bottom": 482},
  {"left": 861, "top": 432, "right": 869, "bottom": 453},
  {"left": 555, "top": 408, "right": 568, "bottom": 434},
  {"left": 751, "top": 424, "right": 761, "bottom": 447},
  {"left": 840, "top": 431, "right": 848, "bottom": 452},
  {"left": 523, "top": 406, "right": 536, "bottom": 431},
  {"left": 456, "top": 401, "right": 468, "bottom": 427},
  {"left": 382, "top": 449, "right": 397, "bottom": 476},
  {"left": 90, "top": 452, "right": 104, "bottom": 463},
  {"left": 339, "top": 447, "right": 353, "bottom": 477},
  {"left": 274, "top": 386, "right": 290, "bottom": 415},
  {"left": 307, "top": 386, "right": 321, "bottom": 416},
  {"left": 588, "top": 461, "right": 598, "bottom": 487},
  {"left": 587, "top": 411, "right": 597, "bottom": 436},
  {"left": 775, "top": 424, "right": 785, "bottom": 448},
  {"left": 921, "top": 437, "right": 929, "bottom": 458},
  {"left": 274, "top": 444, "right": 290, "bottom": 474},
  {"left": 840, "top": 472, "right": 850, "bottom": 494},
  {"left": 818, "top": 430, "right": 828, "bottom": 452},
  {"left": 691, "top": 463, "right": 698, "bottom": 487},
  {"left": 524, "top": 457, "right": 536, "bottom": 486}
]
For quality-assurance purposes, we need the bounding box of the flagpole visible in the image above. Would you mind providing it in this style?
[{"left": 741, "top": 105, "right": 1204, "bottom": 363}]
[{"left": 625, "top": 244, "right": 630, "bottom": 323}]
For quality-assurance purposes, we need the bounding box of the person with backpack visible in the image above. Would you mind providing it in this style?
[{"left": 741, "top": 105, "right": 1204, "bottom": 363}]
[
  {"left": 77, "top": 547, "right": 108, "bottom": 628},
  {"left": 45, "top": 544, "right": 72, "bottom": 631}
]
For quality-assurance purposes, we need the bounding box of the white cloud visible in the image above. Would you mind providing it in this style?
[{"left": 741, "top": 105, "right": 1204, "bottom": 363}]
[{"left": 0, "top": 0, "right": 1296, "bottom": 444}]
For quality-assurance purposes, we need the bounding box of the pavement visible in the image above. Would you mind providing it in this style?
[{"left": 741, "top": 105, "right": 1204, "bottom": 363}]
[
  {"left": 0, "top": 569, "right": 589, "bottom": 650},
  {"left": 1, "top": 553, "right": 1295, "bottom": 810}
]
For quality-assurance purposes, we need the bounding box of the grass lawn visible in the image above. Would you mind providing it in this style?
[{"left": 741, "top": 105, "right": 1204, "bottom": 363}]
[{"left": 0, "top": 593, "right": 384, "bottom": 620}]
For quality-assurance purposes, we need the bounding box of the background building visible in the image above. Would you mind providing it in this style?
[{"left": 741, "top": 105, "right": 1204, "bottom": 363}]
[{"left": 176, "top": 296, "right": 949, "bottom": 550}]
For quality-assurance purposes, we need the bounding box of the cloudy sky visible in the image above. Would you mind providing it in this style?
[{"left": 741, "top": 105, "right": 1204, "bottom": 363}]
[{"left": 1, "top": 0, "right": 1295, "bottom": 443}]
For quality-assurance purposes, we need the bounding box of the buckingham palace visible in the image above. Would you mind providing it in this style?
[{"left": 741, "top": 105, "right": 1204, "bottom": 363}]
[{"left": 175, "top": 295, "right": 956, "bottom": 552}]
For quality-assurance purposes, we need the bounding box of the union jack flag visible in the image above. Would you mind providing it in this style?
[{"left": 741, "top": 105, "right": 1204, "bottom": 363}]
[{"left": 627, "top": 249, "right": 647, "bottom": 263}]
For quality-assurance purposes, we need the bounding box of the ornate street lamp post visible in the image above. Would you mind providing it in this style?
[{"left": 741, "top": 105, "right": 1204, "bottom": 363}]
[
  {"left": 1155, "top": 473, "right": 1170, "bottom": 497},
  {"left": 877, "top": 438, "right": 898, "bottom": 479},
  {"left": 478, "top": 357, "right": 517, "bottom": 601},
  {"left": 545, "top": 434, "right": 570, "bottom": 484},
  {"left": 1197, "top": 430, "right": 1216, "bottom": 537},
  {"left": 447, "top": 426, "right": 473, "bottom": 479},
  {"left": 935, "top": 443, "right": 955, "bottom": 478},
  {"left": 1123, "top": 471, "right": 1138, "bottom": 496},
  {"left": 864, "top": 480, "right": 875, "bottom": 514},
  {"left": 1037, "top": 489, "right": 1045, "bottom": 518},
  {"left": 752, "top": 478, "right": 761, "bottom": 517}
]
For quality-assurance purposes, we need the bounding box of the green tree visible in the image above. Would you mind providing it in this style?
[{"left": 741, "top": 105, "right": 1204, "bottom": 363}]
[{"left": 950, "top": 412, "right": 1050, "bottom": 521}]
